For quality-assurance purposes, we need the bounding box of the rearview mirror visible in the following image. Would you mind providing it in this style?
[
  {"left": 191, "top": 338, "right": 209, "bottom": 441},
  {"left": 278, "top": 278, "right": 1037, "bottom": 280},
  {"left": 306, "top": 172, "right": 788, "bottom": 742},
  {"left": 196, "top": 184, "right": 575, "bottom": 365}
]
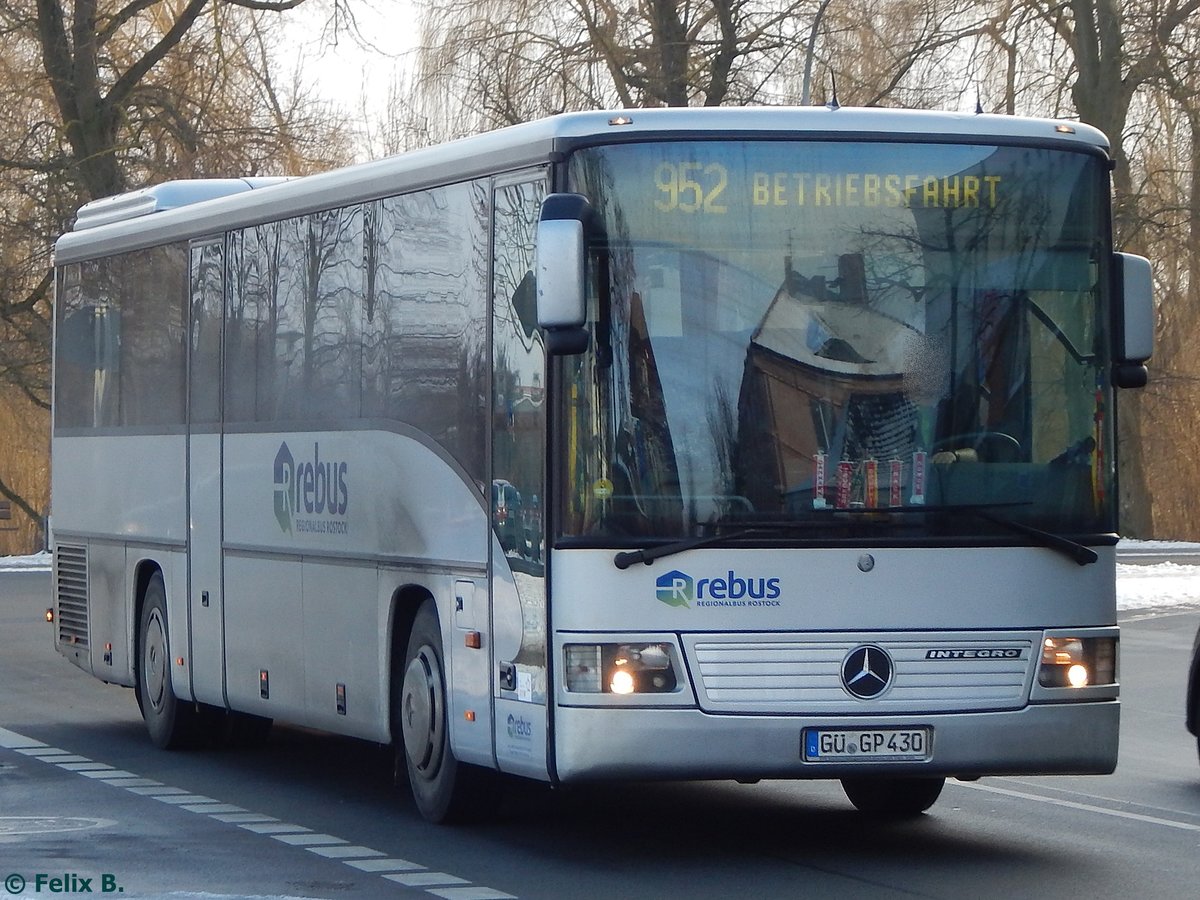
[
  {"left": 536, "top": 194, "right": 591, "bottom": 354},
  {"left": 1114, "top": 252, "right": 1153, "bottom": 389}
]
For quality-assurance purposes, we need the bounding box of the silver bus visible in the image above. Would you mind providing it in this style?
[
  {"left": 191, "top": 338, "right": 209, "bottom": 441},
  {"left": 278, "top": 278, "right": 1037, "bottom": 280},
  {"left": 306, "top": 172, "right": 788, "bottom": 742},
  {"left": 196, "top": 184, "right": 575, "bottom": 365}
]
[{"left": 50, "top": 107, "right": 1153, "bottom": 822}]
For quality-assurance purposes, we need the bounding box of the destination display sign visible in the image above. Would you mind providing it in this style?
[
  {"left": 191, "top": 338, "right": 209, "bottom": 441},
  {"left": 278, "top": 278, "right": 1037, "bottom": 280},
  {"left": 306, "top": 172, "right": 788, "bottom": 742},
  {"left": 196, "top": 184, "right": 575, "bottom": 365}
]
[{"left": 653, "top": 160, "right": 1003, "bottom": 214}]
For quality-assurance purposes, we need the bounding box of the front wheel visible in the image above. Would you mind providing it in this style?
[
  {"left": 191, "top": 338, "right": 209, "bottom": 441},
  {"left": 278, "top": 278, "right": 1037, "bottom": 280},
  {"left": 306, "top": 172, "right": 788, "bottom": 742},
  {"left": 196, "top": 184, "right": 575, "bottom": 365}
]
[
  {"left": 136, "top": 572, "right": 199, "bottom": 749},
  {"left": 394, "top": 599, "right": 493, "bottom": 823},
  {"left": 841, "top": 776, "right": 945, "bottom": 816}
]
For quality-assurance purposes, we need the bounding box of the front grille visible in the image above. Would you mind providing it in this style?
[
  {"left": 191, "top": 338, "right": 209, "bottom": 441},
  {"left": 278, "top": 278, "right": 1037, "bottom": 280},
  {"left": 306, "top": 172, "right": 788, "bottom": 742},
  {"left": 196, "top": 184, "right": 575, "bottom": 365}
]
[
  {"left": 683, "top": 632, "right": 1037, "bottom": 714},
  {"left": 54, "top": 544, "right": 89, "bottom": 648}
]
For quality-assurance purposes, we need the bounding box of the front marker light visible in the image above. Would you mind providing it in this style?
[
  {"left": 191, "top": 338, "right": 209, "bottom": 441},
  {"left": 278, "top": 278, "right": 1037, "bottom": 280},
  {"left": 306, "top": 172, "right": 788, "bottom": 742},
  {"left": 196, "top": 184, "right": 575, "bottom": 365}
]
[
  {"left": 1039, "top": 636, "right": 1117, "bottom": 688},
  {"left": 564, "top": 642, "right": 679, "bottom": 694}
]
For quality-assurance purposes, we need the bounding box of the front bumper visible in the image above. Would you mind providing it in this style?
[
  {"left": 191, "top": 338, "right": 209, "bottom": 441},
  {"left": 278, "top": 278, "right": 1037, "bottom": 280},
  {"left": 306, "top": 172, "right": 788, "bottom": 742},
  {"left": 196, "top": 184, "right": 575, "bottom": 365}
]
[{"left": 552, "top": 700, "right": 1118, "bottom": 782}]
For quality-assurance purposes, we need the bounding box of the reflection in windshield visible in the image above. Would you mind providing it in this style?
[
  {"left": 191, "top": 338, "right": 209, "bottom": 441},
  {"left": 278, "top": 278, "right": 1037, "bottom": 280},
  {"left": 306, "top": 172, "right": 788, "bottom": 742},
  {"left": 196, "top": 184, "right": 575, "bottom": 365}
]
[{"left": 560, "top": 140, "right": 1113, "bottom": 543}]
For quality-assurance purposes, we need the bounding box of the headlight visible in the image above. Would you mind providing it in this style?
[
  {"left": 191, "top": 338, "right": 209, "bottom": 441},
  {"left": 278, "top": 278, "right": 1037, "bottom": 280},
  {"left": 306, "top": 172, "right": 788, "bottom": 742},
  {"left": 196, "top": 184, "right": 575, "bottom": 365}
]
[
  {"left": 564, "top": 642, "right": 679, "bottom": 694},
  {"left": 1039, "top": 636, "right": 1117, "bottom": 688}
]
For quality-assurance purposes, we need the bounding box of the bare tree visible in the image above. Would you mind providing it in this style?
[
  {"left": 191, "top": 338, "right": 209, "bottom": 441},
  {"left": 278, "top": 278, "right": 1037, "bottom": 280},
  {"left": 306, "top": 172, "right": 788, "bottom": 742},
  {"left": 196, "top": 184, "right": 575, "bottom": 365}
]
[
  {"left": 413, "top": 0, "right": 823, "bottom": 137},
  {"left": 0, "top": 0, "right": 356, "bottom": 552}
]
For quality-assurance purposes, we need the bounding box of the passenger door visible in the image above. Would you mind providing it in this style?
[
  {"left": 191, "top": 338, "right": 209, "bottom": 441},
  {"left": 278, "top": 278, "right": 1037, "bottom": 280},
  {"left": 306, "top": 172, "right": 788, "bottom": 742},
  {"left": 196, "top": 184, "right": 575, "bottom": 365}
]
[{"left": 489, "top": 175, "right": 549, "bottom": 777}]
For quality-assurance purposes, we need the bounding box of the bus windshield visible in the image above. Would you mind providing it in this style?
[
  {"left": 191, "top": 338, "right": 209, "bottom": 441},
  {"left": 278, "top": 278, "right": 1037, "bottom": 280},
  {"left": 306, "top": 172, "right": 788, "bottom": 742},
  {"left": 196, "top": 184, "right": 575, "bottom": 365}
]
[{"left": 559, "top": 139, "right": 1115, "bottom": 544}]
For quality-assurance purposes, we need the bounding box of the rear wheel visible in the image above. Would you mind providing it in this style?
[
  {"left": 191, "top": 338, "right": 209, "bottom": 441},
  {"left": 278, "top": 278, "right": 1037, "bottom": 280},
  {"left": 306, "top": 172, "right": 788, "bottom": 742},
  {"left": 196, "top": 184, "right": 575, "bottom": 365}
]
[
  {"left": 841, "top": 776, "right": 945, "bottom": 816},
  {"left": 394, "top": 599, "right": 493, "bottom": 823},
  {"left": 136, "top": 572, "right": 199, "bottom": 749}
]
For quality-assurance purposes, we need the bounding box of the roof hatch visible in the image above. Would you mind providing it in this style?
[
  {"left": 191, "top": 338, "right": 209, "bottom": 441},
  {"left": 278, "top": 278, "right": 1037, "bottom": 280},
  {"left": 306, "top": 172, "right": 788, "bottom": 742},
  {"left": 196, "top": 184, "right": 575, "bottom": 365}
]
[{"left": 71, "top": 177, "right": 289, "bottom": 231}]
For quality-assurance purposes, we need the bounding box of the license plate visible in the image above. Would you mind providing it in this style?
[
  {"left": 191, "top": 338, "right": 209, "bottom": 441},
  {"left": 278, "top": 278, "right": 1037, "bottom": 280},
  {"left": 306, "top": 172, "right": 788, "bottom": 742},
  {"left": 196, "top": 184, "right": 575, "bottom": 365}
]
[{"left": 803, "top": 727, "right": 931, "bottom": 762}]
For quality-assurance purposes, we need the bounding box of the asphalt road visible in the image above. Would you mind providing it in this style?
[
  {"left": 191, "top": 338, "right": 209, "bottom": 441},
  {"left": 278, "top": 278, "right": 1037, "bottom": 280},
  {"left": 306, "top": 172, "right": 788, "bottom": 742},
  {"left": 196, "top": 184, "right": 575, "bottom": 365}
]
[{"left": 1, "top": 569, "right": 1198, "bottom": 900}]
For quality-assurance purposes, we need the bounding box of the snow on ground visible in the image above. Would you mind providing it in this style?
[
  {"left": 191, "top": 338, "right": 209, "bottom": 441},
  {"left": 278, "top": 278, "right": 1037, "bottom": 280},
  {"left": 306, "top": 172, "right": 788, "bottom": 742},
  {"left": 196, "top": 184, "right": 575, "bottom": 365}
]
[
  {"left": 1, "top": 551, "right": 50, "bottom": 571},
  {"left": 5, "top": 545, "right": 1200, "bottom": 612},
  {"left": 1116, "top": 561, "right": 1200, "bottom": 611},
  {"left": 1116, "top": 540, "right": 1200, "bottom": 612}
]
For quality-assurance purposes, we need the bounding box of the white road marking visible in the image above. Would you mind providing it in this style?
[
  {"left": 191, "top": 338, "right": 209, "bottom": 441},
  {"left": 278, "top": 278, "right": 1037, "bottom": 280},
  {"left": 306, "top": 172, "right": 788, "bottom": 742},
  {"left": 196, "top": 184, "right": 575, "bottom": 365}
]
[
  {"left": 0, "top": 726, "right": 518, "bottom": 898},
  {"left": 127, "top": 785, "right": 189, "bottom": 795},
  {"left": 955, "top": 780, "right": 1200, "bottom": 832},
  {"left": 57, "top": 762, "right": 116, "bottom": 771},
  {"left": 211, "top": 812, "right": 278, "bottom": 824},
  {"left": 344, "top": 858, "right": 424, "bottom": 872},
  {"left": 272, "top": 832, "right": 347, "bottom": 846},
  {"left": 102, "top": 777, "right": 166, "bottom": 787},
  {"left": 80, "top": 768, "right": 137, "bottom": 779},
  {"left": 386, "top": 872, "right": 470, "bottom": 887},
  {"left": 307, "top": 845, "right": 385, "bottom": 859},
  {"left": 0, "top": 730, "right": 45, "bottom": 749},
  {"left": 153, "top": 793, "right": 218, "bottom": 804},
  {"left": 240, "top": 822, "right": 311, "bottom": 834}
]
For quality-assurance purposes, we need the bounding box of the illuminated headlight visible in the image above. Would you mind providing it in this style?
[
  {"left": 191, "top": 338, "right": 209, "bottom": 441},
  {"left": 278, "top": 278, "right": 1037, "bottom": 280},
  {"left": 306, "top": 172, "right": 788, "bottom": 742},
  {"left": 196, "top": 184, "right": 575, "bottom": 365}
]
[
  {"left": 563, "top": 643, "right": 679, "bottom": 694},
  {"left": 1038, "top": 636, "right": 1117, "bottom": 688}
]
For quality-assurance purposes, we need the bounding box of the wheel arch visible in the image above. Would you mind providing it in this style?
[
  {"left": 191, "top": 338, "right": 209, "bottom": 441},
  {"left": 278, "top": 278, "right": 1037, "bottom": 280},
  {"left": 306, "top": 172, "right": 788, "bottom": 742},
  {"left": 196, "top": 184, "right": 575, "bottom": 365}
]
[
  {"left": 387, "top": 583, "right": 436, "bottom": 743},
  {"left": 131, "top": 558, "right": 165, "bottom": 684}
]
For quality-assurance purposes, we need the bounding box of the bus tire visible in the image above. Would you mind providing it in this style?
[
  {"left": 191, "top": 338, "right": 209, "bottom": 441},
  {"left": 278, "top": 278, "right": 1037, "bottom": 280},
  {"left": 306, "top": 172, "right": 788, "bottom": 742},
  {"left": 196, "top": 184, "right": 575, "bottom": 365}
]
[
  {"left": 136, "top": 571, "right": 198, "bottom": 749},
  {"left": 840, "top": 776, "right": 945, "bottom": 816},
  {"left": 395, "top": 599, "right": 488, "bottom": 823}
]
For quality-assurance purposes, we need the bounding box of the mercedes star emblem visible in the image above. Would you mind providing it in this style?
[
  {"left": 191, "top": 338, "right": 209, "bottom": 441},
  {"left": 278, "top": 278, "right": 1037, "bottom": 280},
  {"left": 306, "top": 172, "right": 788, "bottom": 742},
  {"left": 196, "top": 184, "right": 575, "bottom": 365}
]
[{"left": 841, "top": 644, "right": 894, "bottom": 699}]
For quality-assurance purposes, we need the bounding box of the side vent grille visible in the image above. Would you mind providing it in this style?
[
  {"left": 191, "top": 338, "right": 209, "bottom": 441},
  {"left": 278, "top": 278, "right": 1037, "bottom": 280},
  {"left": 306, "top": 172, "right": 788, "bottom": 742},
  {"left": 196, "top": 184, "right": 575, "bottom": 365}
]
[{"left": 55, "top": 544, "right": 89, "bottom": 648}]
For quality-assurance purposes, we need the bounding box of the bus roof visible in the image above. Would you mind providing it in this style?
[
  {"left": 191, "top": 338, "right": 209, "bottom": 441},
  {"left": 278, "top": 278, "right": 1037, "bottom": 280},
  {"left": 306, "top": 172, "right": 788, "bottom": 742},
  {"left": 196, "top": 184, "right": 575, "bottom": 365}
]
[{"left": 54, "top": 106, "right": 1111, "bottom": 265}]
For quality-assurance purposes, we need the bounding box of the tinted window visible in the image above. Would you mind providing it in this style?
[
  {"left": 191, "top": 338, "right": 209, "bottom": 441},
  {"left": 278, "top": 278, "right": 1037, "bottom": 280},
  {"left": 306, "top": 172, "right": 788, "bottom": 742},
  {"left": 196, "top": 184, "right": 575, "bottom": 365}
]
[
  {"left": 54, "top": 247, "right": 186, "bottom": 430},
  {"left": 226, "top": 223, "right": 280, "bottom": 422},
  {"left": 363, "top": 181, "right": 489, "bottom": 481},
  {"left": 189, "top": 241, "right": 223, "bottom": 425}
]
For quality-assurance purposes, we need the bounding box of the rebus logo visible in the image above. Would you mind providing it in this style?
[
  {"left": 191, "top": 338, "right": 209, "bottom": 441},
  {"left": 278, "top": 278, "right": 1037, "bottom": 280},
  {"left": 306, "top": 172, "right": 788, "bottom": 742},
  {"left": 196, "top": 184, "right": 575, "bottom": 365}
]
[
  {"left": 273, "top": 441, "right": 349, "bottom": 535},
  {"left": 654, "top": 568, "right": 783, "bottom": 609},
  {"left": 656, "top": 570, "right": 693, "bottom": 608},
  {"left": 273, "top": 443, "right": 295, "bottom": 533},
  {"left": 506, "top": 713, "right": 533, "bottom": 739}
]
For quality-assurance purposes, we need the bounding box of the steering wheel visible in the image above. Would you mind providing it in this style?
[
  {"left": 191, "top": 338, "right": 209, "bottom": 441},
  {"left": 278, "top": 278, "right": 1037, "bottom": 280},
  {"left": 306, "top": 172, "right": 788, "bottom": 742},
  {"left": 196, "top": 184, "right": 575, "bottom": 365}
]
[{"left": 932, "top": 431, "right": 1022, "bottom": 461}]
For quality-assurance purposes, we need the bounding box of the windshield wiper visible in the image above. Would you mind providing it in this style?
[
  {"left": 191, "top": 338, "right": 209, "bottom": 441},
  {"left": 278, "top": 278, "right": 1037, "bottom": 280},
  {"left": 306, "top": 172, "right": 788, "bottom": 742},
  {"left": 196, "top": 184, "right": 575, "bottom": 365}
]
[
  {"left": 611, "top": 504, "right": 1098, "bottom": 569},
  {"left": 823, "top": 503, "right": 1098, "bottom": 566},
  {"left": 968, "top": 510, "right": 1098, "bottom": 566},
  {"left": 613, "top": 527, "right": 765, "bottom": 570},
  {"left": 612, "top": 518, "right": 829, "bottom": 569}
]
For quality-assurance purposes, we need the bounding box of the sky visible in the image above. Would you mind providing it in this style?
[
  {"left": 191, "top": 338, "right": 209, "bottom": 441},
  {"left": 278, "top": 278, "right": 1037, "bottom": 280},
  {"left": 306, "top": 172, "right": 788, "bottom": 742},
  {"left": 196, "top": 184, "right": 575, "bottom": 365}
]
[
  {"left": 276, "top": 0, "right": 418, "bottom": 135},
  {"left": 7, "top": 545, "right": 1200, "bottom": 614}
]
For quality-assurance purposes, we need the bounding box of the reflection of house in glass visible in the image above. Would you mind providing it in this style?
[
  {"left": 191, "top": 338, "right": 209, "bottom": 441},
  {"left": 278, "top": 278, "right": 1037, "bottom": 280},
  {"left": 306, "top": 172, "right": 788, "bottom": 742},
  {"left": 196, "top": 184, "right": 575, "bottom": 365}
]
[{"left": 737, "top": 254, "right": 921, "bottom": 512}]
